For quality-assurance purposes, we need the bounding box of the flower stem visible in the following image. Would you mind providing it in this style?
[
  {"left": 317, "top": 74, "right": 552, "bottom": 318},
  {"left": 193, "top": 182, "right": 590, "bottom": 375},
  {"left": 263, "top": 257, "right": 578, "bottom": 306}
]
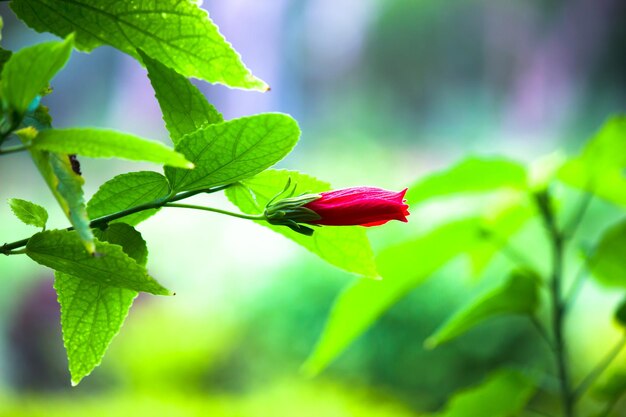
[
  {"left": 0, "top": 184, "right": 235, "bottom": 255},
  {"left": 535, "top": 190, "right": 575, "bottom": 417},
  {"left": 164, "top": 203, "right": 265, "bottom": 221}
]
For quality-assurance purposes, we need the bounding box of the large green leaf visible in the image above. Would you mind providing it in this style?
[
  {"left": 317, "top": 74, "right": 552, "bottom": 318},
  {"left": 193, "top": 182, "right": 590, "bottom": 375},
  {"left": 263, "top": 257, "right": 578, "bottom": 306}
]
[
  {"left": 32, "top": 128, "right": 193, "bottom": 168},
  {"left": 166, "top": 114, "right": 300, "bottom": 192},
  {"left": 0, "top": 34, "right": 73, "bottom": 114},
  {"left": 140, "top": 50, "right": 223, "bottom": 145},
  {"left": 226, "top": 169, "right": 378, "bottom": 277},
  {"left": 8, "top": 198, "right": 48, "bottom": 229},
  {"left": 425, "top": 370, "right": 536, "bottom": 417},
  {"left": 589, "top": 219, "right": 626, "bottom": 288},
  {"left": 87, "top": 171, "right": 170, "bottom": 226},
  {"left": 406, "top": 157, "right": 527, "bottom": 205},
  {"left": 425, "top": 270, "right": 540, "bottom": 348},
  {"left": 303, "top": 219, "right": 483, "bottom": 374},
  {"left": 55, "top": 223, "right": 146, "bottom": 385},
  {"left": 26, "top": 229, "right": 170, "bottom": 295},
  {"left": 559, "top": 116, "right": 626, "bottom": 206},
  {"left": 11, "top": 0, "right": 267, "bottom": 91}
]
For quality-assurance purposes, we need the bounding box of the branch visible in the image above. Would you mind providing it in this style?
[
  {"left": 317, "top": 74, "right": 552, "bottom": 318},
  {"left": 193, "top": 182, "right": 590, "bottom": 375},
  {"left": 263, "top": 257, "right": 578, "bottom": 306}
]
[{"left": 1, "top": 183, "right": 234, "bottom": 255}]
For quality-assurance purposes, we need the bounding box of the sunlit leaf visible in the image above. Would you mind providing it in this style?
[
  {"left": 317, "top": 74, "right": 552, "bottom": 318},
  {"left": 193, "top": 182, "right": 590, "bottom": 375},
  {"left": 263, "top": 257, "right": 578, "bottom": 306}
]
[
  {"left": 27, "top": 229, "right": 170, "bottom": 295},
  {"left": 425, "top": 369, "right": 536, "bottom": 417},
  {"left": 166, "top": 114, "right": 300, "bottom": 192},
  {"left": 559, "top": 116, "right": 626, "bottom": 206},
  {"left": 425, "top": 270, "right": 540, "bottom": 348},
  {"left": 87, "top": 171, "right": 170, "bottom": 226},
  {"left": 140, "top": 49, "right": 223, "bottom": 145},
  {"left": 8, "top": 198, "right": 48, "bottom": 228},
  {"left": 226, "top": 169, "right": 378, "bottom": 277},
  {"left": 406, "top": 157, "right": 527, "bottom": 205},
  {"left": 32, "top": 128, "right": 193, "bottom": 168},
  {"left": 0, "top": 34, "right": 73, "bottom": 114},
  {"left": 11, "top": 0, "right": 267, "bottom": 90},
  {"left": 55, "top": 223, "right": 145, "bottom": 385},
  {"left": 589, "top": 219, "right": 626, "bottom": 288},
  {"left": 303, "top": 219, "right": 482, "bottom": 374}
]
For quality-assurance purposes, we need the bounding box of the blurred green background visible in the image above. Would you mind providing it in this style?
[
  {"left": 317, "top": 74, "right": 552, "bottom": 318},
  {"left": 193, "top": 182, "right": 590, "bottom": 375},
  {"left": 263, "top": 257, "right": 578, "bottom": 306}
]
[{"left": 0, "top": 0, "right": 624, "bottom": 416}]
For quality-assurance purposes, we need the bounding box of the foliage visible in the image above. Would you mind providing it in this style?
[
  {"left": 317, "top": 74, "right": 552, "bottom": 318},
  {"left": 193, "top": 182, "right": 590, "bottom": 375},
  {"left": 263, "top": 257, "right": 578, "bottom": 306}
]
[
  {"left": 0, "top": 0, "right": 375, "bottom": 386},
  {"left": 1, "top": 3, "right": 625, "bottom": 417}
]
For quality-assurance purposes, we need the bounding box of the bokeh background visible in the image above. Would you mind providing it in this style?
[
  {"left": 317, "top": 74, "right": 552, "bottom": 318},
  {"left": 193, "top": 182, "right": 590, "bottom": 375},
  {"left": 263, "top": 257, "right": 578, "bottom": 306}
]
[{"left": 0, "top": 0, "right": 624, "bottom": 416}]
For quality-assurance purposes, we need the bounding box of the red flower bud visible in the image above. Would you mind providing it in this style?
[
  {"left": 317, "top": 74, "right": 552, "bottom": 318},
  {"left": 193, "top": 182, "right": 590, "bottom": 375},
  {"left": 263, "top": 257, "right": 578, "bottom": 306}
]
[{"left": 302, "top": 187, "right": 410, "bottom": 227}]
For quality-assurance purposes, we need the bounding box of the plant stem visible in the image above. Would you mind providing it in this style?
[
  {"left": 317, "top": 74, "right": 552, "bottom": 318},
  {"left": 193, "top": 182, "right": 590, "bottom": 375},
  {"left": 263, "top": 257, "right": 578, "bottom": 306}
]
[
  {"left": 535, "top": 191, "right": 575, "bottom": 417},
  {"left": 573, "top": 334, "right": 626, "bottom": 401},
  {"left": 0, "top": 144, "right": 29, "bottom": 155},
  {"left": 164, "top": 203, "right": 265, "bottom": 221},
  {"left": 0, "top": 184, "right": 235, "bottom": 255}
]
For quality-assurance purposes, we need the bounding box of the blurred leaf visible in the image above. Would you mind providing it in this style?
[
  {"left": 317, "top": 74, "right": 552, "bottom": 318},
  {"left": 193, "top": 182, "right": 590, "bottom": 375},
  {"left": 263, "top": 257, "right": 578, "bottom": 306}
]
[
  {"left": 425, "top": 270, "right": 540, "bottom": 348},
  {"left": 87, "top": 171, "right": 170, "bottom": 226},
  {"left": 426, "top": 369, "right": 536, "bottom": 417},
  {"left": 303, "top": 219, "right": 482, "bottom": 374},
  {"left": 26, "top": 229, "right": 170, "bottom": 295},
  {"left": 11, "top": 0, "right": 267, "bottom": 91},
  {"left": 0, "top": 34, "right": 73, "bottom": 114},
  {"left": 467, "top": 196, "right": 535, "bottom": 276},
  {"left": 406, "top": 157, "right": 527, "bottom": 205},
  {"left": 589, "top": 219, "right": 626, "bottom": 288},
  {"left": 594, "top": 371, "right": 626, "bottom": 403},
  {"left": 559, "top": 116, "right": 626, "bottom": 206},
  {"left": 616, "top": 298, "right": 626, "bottom": 328},
  {"left": 166, "top": 114, "right": 300, "bottom": 192},
  {"left": 8, "top": 198, "right": 48, "bottom": 228},
  {"left": 140, "top": 50, "right": 223, "bottom": 145},
  {"left": 0, "top": 47, "right": 11, "bottom": 76},
  {"left": 55, "top": 223, "right": 146, "bottom": 385},
  {"left": 226, "top": 169, "right": 378, "bottom": 277},
  {"left": 32, "top": 128, "right": 193, "bottom": 168}
]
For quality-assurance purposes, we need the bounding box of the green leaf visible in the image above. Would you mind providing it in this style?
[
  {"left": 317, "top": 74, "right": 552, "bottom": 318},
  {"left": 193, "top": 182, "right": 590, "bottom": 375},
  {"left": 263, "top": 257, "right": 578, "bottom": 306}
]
[
  {"left": 0, "top": 47, "right": 12, "bottom": 76},
  {"left": 406, "top": 157, "right": 527, "bottom": 205},
  {"left": 589, "top": 219, "right": 626, "bottom": 288},
  {"left": 614, "top": 297, "right": 626, "bottom": 328},
  {"left": 303, "top": 219, "right": 483, "bottom": 374},
  {"left": 11, "top": 0, "right": 267, "bottom": 91},
  {"left": 593, "top": 371, "right": 626, "bottom": 404},
  {"left": 8, "top": 198, "right": 48, "bottom": 228},
  {"left": 425, "top": 270, "right": 540, "bottom": 348},
  {"left": 226, "top": 169, "right": 378, "bottom": 277},
  {"left": 140, "top": 49, "right": 223, "bottom": 145},
  {"left": 0, "top": 34, "right": 73, "bottom": 114},
  {"left": 26, "top": 229, "right": 170, "bottom": 295},
  {"left": 55, "top": 223, "right": 146, "bottom": 385},
  {"left": 426, "top": 370, "right": 536, "bottom": 417},
  {"left": 559, "top": 116, "right": 626, "bottom": 206},
  {"left": 20, "top": 105, "right": 94, "bottom": 253},
  {"left": 87, "top": 171, "right": 170, "bottom": 226},
  {"left": 466, "top": 197, "right": 535, "bottom": 276},
  {"left": 166, "top": 114, "right": 300, "bottom": 192},
  {"left": 32, "top": 128, "right": 193, "bottom": 168},
  {"left": 25, "top": 147, "right": 95, "bottom": 253}
]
